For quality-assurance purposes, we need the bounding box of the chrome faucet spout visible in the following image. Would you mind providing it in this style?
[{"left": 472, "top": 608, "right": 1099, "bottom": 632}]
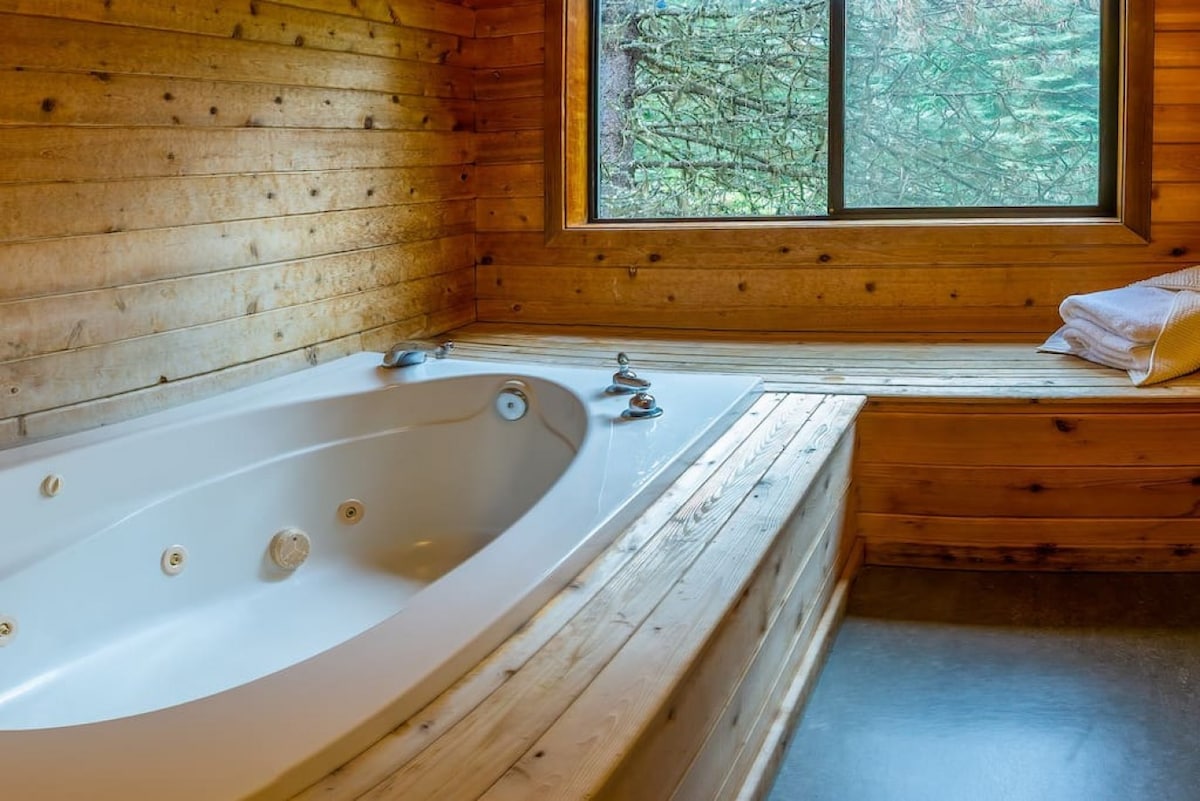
[
  {"left": 381, "top": 340, "right": 454, "bottom": 368},
  {"left": 606, "top": 351, "right": 652, "bottom": 393}
]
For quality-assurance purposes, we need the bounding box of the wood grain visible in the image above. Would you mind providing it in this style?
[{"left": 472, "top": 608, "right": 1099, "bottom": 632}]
[
  {"left": 0, "top": 1, "right": 476, "bottom": 441},
  {"left": 0, "top": 13, "right": 473, "bottom": 97},
  {"left": 857, "top": 463, "right": 1200, "bottom": 518},
  {"left": 0, "top": 70, "right": 473, "bottom": 130},
  {"left": 0, "top": 202, "right": 475, "bottom": 301},
  {"left": 728, "top": 541, "right": 863, "bottom": 801},
  {"left": 0, "top": 0, "right": 467, "bottom": 62},
  {"left": 0, "top": 128, "right": 473, "bottom": 184},
  {"left": 481, "top": 407, "right": 858, "bottom": 800},
  {"left": 0, "top": 167, "right": 474, "bottom": 243},
  {"left": 0, "top": 237, "right": 473, "bottom": 360}
]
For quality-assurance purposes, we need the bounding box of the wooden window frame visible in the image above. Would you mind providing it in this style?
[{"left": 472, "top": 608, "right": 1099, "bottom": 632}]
[{"left": 545, "top": 0, "right": 1154, "bottom": 250}]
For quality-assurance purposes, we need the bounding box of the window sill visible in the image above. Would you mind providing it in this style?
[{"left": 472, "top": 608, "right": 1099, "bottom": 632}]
[{"left": 545, "top": 216, "right": 1151, "bottom": 250}]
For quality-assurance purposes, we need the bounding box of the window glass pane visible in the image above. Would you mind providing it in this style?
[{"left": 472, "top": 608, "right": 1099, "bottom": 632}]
[
  {"left": 845, "top": 0, "right": 1102, "bottom": 209},
  {"left": 595, "top": 0, "right": 829, "bottom": 219}
]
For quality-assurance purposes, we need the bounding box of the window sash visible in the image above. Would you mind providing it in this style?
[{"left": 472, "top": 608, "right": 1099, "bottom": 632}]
[
  {"left": 587, "top": 0, "right": 1121, "bottom": 224},
  {"left": 546, "top": 0, "right": 1152, "bottom": 247}
]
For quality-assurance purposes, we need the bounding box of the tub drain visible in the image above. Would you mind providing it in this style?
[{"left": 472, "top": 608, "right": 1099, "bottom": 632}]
[
  {"left": 495, "top": 384, "right": 529, "bottom": 421},
  {"left": 0, "top": 615, "right": 16, "bottom": 646}
]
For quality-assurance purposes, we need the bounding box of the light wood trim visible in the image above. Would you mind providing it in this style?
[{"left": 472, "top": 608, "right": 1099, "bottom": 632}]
[
  {"left": 665, "top": 485, "right": 851, "bottom": 801},
  {"left": 496, "top": 425, "right": 856, "bottom": 800},
  {"left": 730, "top": 539, "right": 863, "bottom": 801},
  {"left": 543, "top": 0, "right": 575, "bottom": 240},
  {"left": 546, "top": 0, "right": 1155, "bottom": 247},
  {"left": 1121, "top": 0, "right": 1155, "bottom": 238},
  {"left": 354, "top": 394, "right": 835, "bottom": 800}
]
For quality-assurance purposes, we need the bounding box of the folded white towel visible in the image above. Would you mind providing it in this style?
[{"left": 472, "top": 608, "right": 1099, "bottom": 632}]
[
  {"left": 1043, "top": 318, "right": 1151, "bottom": 374},
  {"left": 1040, "top": 265, "right": 1200, "bottom": 385},
  {"left": 1059, "top": 285, "right": 1175, "bottom": 343}
]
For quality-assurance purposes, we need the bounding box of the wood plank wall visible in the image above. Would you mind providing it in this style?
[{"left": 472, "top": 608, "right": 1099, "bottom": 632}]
[
  {"left": 0, "top": 0, "right": 478, "bottom": 446},
  {"left": 472, "top": 0, "right": 1200, "bottom": 335},
  {"left": 856, "top": 398, "right": 1200, "bottom": 571}
]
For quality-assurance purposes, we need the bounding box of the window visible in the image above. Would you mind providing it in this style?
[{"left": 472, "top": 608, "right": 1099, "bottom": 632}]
[
  {"left": 594, "top": 0, "right": 1115, "bottom": 221},
  {"left": 548, "top": 0, "right": 1151, "bottom": 242}
]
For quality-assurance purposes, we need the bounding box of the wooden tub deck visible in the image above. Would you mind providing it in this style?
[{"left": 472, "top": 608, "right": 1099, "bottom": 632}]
[{"left": 297, "top": 324, "right": 1200, "bottom": 801}]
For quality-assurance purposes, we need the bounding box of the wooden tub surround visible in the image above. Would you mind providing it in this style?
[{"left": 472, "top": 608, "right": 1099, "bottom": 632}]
[
  {"left": 301, "top": 321, "right": 1200, "bottom": 801},
  {"left": 295, "top": 390, "right": 864, "bottom": 801}
]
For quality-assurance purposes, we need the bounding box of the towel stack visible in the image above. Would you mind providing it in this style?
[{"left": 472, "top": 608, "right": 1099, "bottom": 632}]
[{"left": 1040, "top": 266, "right": 1200, "bottom": 385}]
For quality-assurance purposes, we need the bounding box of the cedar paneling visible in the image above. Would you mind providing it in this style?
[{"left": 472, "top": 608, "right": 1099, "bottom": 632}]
[
  {"left": 0, "top": 70, "right": 473, "bottom": 130},
  {"left": 470, "top": 1, "right": 1200, "bottom": 336},
  {"left": 0, "top": 0, "right": 476, "bottom": 445},
  {"left": 476, "top": 4, "right": 545, "bottom": 37}
]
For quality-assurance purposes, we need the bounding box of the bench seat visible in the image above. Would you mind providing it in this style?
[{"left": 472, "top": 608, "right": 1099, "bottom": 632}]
[{"left": 445, "top": 324, "right": 1200, "bottom": 571}]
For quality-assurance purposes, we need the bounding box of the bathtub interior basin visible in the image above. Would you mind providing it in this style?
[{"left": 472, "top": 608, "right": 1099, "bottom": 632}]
[
  {"left": 0, "top": 374, "right": 586, "bottom": 731},
  {"left": 0, "top": 351, "right": 761, "bottom": 800}
]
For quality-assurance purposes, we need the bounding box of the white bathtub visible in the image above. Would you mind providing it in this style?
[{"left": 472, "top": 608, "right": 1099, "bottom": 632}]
[{"left": 0, "top": 351, "right": 760, "bottom": 800}]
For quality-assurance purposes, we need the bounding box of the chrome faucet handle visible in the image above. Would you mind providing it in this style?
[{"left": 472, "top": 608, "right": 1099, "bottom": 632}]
[
  {"left": 622, "top": 391, "right": 663, "bottom": 420},
  {"left": 607, "top": 352, "right": 651, "bottom": 394},
  {"left": 433, "top": 341, "right": 454, "bottom": 359}
]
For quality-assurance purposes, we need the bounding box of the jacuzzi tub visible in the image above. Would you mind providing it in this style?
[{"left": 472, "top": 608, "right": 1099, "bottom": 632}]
[{"left": 0, "top": 351, "right": 760, "bottom": 800}]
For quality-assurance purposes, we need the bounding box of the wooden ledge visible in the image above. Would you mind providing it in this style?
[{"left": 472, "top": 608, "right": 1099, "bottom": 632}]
[
  {"left": 294, "top": 393, "right": 864, "bottom": 800},
  {"left": 437, "top": 324, "right": 1200, "bottom": 574},
  {"left": 441, "top": 323, "right": 1200, "bottom": 403}
]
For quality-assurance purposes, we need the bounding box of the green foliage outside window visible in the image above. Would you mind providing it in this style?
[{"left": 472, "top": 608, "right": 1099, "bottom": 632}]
[{"left": 595, "top": 0, "right": 1106, "bottom": 219}]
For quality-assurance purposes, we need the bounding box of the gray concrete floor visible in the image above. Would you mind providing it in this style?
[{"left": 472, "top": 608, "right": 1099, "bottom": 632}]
[{"left": 766, "top": 568, "right": 1200, "bottom": 801}]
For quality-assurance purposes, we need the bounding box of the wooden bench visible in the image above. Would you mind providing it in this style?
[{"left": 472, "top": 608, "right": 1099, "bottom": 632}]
[{"left": 444, "top": 324, "right": 1200, "bottom": 572}]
